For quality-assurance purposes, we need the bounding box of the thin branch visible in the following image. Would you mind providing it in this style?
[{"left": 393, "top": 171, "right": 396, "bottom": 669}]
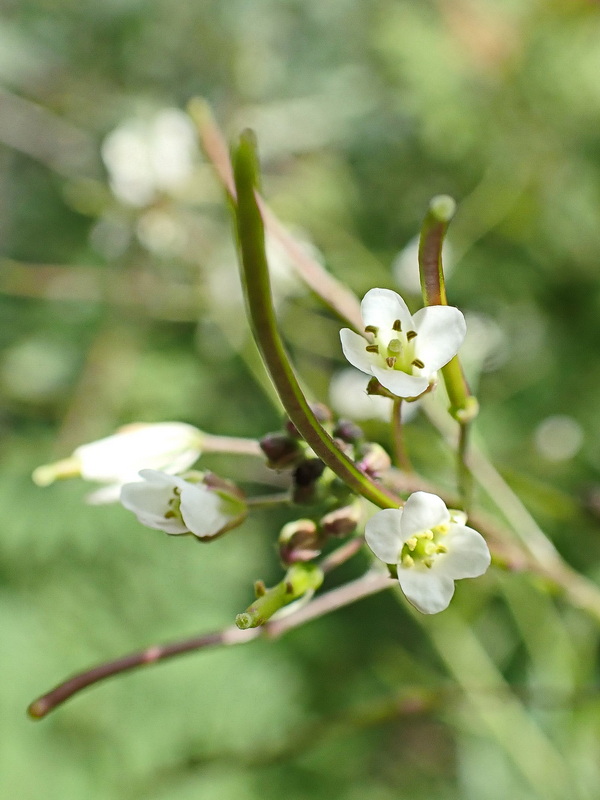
[
  {"left": 28, "top": 566, "right": 391, "bottom": 719},
  {"left": 201, "top": 434, "right": 263, "bottom": 458},
  {"left": 189, "top": 99, "right": 363, "bottom": 331},
  {"left": 320, "top": 536, "right": 365, "bottom": 574},
  {"left": 28, "top": 627, "right": 258, "bottom": 720}
]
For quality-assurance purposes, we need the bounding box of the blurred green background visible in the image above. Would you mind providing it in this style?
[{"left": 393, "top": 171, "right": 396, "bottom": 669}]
[{"left": 3, "top": 0, "right": 600, "bottom": 798}]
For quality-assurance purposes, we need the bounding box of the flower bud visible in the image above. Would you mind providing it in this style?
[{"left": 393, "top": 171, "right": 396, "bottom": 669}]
[
  {"left": 332, "top": 418, "right": 364, "bottom": 444},
  {"left": 279, "top": 519, "right": 322, "bottom": 565},
  {"left": 320, "top": 503, "right": 362, "bottom": 537},
  {"left": 292, "top": 458, "right": 327, "bottom": 504},
  {"left": 259, "top": 432, "right": 304, "bottom": 469},
  {"left": 356, "top": 442, "right": 391, "bottom": 478}
]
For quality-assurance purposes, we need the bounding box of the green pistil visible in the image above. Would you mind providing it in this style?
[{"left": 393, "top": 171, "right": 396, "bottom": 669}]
[{"left": 387, "top": 338, "right": 402, "bottom": 355}]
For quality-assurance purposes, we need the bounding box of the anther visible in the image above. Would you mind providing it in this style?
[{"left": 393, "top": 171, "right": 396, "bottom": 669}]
[
  {"left": 411, "top": 358, "right": 425, "bottom": 369},
  {"left": 366, "top": 345, "right": 379, "bottom": 353},
  {"left": 406, "top": 537, "right": 418, "bottom": 551},
  {"left": 402, "top": 554, "right": 414, "bottom": 568},
  {"left": 365, "top": 325, "right": 378, "bottom": 335},
  {"left": 392, "top": 319, "right": 402, "bottom": 331},
  {"left": 406, "top": 330, "right": 417, "bottom": 341},
  {"left": 386, "top": 356, "right": 397, "bottom": 368}
]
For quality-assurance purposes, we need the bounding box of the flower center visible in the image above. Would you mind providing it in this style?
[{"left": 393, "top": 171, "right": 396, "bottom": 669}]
[
  {"left": 400, "top": 522, "right": 449, "bottom": 569},
  {"left": 164, "top": 486, "right": 184, "bottom": 522},
  {"left": 365, "top": 321, "right": 423, "bottom": 374}
]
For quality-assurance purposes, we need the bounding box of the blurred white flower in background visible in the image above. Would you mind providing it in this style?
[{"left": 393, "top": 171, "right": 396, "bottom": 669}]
[
  {"left": 534, "top": 415, "right": 584, "bottom": 462},
  {"left": 102, "top": 109, "right": 197, "bottom": 207},
  {"left": 329, "top": 368, "right": 420, "bottom": 423},
  {"left": 33, "top": 422, "right": 204, "bottom": 504},
  {"left": 461, "top": 312, "right": 509, "bottom": 383}
]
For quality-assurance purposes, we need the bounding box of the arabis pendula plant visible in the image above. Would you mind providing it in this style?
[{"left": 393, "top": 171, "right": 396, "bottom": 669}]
[
  {"left": 120, "top": 469, "right": 247, "bottom": 539},
  {"left": 33, "top": 422, "right": 204, "bottom": 503},
  {"left": 365, "top": 491, "right": 490, "bottom": 614},
  {"left": 339, "top": 288, "right": 466, "bottom": 399}
]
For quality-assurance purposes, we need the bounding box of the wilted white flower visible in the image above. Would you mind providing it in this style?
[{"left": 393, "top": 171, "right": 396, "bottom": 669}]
[
  {"left": 365, "top": 491, "right": 490, "bottom": 614},
  {"left": 340, "top": 288, "right": 466, "bottom": 399},
  {"left": 33, "top": 422, "right": 204, "bottom": 503},
  {"left": 120, "top": 469, "right": 247, "bottom": 539}
]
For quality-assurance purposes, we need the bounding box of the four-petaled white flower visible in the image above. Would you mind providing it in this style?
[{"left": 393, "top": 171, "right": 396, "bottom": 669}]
[
  {"left": 365, "top": 491, "right": 490, "bottom": 614},
  {"left": 33, "top": 422, "right": 204, "bottom": 504},
  {"left": 340, "top": 288, "right": 466, "bottom": 399},
  {"left": 120, "top": 469, "right": 247, "bottom": 539}
]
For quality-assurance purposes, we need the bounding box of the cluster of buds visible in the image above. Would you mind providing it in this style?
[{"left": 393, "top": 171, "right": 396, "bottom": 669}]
[{"left": 260, "top": 403, "right": 392, "bottom": 507}]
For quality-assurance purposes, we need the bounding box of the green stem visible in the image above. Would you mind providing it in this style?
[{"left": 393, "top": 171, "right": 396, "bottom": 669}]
[
  {"left": 418, "top": 195, "right": 478, "bottom": 424},
  {"left": 418, "top": 195, "right": 479, "bottom": 504},
  {"left": 233, "top": 131, "right": 400, "bottom": 510},
  {"left": 391, "top": 398, "right": 412, "bottom": 472},
  {"left": 246, "top": 492, "right": 291, "bottom": 508},
  {"left": 457, "top": 420, "right": 473, "bottom": 511}
]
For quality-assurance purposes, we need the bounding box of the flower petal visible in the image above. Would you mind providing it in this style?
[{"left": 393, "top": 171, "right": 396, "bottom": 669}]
[
  {"left": 340, "top": 328, "right": 376, "bottom": 374},
  {"left": 400, "top": 491, "right": 450, "bottom": 539},
  {"left": 371, "top": 366, "right": 428, "bottom": 399},
  {"left": 76, "top": 422, "right": 203, "bottom": 483},
  {"left": 365, "top": 508, "right": 404, "bottom": 563},
  {"left": 120, "top": 471, "right": 188, "bottom": 534},
  {"left": 361, "top": 288, "right": 413, "bottom": 331},
  {"left": 398, "top": 569, "right": 456, "bottom": 614},
  {"left": 180, "top": 483, "right": 230, "bottom": 539},
  {"left": 438, "top": 526, "right": 491, "bottom": 579},
  {"left": 411, "top": 306, "right": 466, "bottom": 373}
]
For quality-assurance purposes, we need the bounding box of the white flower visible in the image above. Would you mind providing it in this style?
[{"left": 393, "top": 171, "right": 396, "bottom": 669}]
[
  {"left": 340, "top": 288, "right": 466, "bottom": 399},
  {"left": 33, "top": 422, "right": 204, "bottom": 504},
  {"left": 365, "top": 491, "right": 490, "bottom": 614},
  {"left": 120, "top": 470, "right": 247, "bottom": 539}
]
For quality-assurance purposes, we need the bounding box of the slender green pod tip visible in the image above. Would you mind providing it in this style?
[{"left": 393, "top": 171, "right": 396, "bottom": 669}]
[
  {"left": 418, "top": 194, "right": 456, "bottom": 307},
  {"left": 428, "top": 194, "right": 456, "bottom": 223}
]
